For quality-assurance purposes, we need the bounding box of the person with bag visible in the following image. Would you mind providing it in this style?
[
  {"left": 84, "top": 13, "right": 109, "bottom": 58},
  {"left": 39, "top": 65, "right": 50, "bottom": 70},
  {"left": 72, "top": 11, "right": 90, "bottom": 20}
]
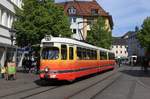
[
  {"left": 5, "top": 59, "right": 16, "bottom": 80},
  {"left": 0, "top": 66, "right": 6, "bottom": 78}
]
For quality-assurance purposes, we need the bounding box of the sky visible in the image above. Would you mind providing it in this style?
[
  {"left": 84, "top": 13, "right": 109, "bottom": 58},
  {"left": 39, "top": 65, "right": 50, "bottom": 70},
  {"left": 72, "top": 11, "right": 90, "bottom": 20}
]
[{"left": 55, "top": 0, "right": 150, "bottom": 37}]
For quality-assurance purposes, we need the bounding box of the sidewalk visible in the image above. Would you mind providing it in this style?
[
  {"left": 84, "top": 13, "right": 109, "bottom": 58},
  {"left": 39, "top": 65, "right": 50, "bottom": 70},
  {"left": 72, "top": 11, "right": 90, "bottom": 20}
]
[
  {"left": 0, "top": 67, "right": 39, "bottom": 90},
  {"left": 121, "top": 65, "right": 150, "bottom": 86}
]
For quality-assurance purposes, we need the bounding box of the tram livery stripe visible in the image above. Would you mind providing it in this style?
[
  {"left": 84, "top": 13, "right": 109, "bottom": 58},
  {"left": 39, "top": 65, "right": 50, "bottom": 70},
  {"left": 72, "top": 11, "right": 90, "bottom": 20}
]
[{"left": 40, "top": 64, "right": 114, "bottom": 74}]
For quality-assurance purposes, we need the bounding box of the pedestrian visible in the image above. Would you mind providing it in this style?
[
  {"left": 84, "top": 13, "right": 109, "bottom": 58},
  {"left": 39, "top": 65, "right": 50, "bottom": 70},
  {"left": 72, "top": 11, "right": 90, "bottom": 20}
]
[
  {"left": 22, "top": 55, "right": 28, "bottom": 73},
  {"left": 117, "top": 59, "right": 121, "bottom": 67},
  {"left": 4, "top": 59, "right": 8, "bottom": 80},
  {"left": 27, "top": 56, "right": 32, "bottom": 73},
  {"left": 5, "top": 59, "right": 16, "bottom": 80},
  {"left": 0, "top": 65, "right": 6, "bottom": 78},
  {"left": 35, "top": 51, "right": 40, "bottom": 74},
  {"left": 31, "top": 54, "right": 36, "bottom": 73},
  {"left": 141, "top": 57, "right": 144, "bottom": 70},
  {"left": 143, "top": 57, "right": 148, "bottom": 73}
]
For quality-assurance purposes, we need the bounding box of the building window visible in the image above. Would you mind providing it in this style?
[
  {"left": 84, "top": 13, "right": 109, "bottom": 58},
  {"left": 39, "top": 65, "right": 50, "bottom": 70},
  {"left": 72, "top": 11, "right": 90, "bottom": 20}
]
[
  {"left": 124, "top": 51, "right": 126, "bottom": 54},
  {"left": 91, "top": 9, "right": 98, "bottom": 15},
  {"left": 120, "top": 51, "right": 122, "bottom": 53},
  {"left": 7, "top": 14, "right": 11, "bottom": 28},
  {"left": 73, "top": 29, "right": 76, "bottom": 33},
  {"left": 68, "top": 7, "right": 76, "bottom": 15},
  {"left": 73, "top": 18, "right": 76, "bottom": 23},
  {"left": 0, "top": 8, "right": 1, "bottom": 24},
  {"left": 116, "top": 51, "right": 118, "bottom": 54},
  {"left": 2, "top": 10, "right": 7, "bottom": 26}
]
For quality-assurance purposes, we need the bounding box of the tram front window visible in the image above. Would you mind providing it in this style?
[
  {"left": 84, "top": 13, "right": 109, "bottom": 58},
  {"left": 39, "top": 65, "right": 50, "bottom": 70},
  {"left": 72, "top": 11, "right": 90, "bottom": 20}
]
[{"left": 42, "top": 47, "right": 59, "bottom": 60}]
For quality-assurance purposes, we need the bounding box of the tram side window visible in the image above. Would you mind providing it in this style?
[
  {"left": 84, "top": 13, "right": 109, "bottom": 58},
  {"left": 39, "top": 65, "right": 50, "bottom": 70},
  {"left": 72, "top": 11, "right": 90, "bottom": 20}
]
[
  {"left": 93, "top": 50, "right": 97, "bottom": 60},
  {"left": 77, "top": 47, "right": 82, "bottom": 60},
  {"left": 82, "top": 48, "right": 87, "bottom": 60},
  {"left": 77, "top": 47, "right": 87, "bottom": 60},
  {"left": 108, "top": 53, "right": 115, "bottom": 60},
  {"left": 77, "top": 47, "right": 97, "bottom": 60},
  {"left": 61, "top": 45, "right": 67, "bottom": 60},
  {"left": 100, "top": 51, "right": 107, "bottom": 60},
  {"left": 69, "top": 47, "right": 74, "bottom": 60},
  {"left": 89, "top": 50, "right": 93, "bottom": 60},
  {"left": 86, "top": 49, "right": 90, "bottom": 60}
]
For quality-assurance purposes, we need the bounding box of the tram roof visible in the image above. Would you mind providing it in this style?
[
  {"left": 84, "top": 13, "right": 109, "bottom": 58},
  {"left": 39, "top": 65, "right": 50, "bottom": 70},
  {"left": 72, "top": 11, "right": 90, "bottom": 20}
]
[{"left": 41, "top": 37, "right": 113, "bottom": 53}]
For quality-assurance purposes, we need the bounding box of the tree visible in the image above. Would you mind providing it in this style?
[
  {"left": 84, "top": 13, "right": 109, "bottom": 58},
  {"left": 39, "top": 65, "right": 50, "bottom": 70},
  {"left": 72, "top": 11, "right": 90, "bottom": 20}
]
[
  {"left": 86, "top": 17, "right": 112, "bottom": 49},
  {"left": 137, "top": 17, "right": 150, "bottom": 52},
  {"left": 13, "top": 0, "right": 72, "bottom": 47}
]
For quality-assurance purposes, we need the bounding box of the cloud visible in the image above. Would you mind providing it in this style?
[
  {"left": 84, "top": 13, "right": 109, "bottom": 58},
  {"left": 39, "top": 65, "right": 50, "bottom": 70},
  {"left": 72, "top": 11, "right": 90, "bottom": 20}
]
[{"left": 98, "top": 0, "right": 150, "bottom": 36}]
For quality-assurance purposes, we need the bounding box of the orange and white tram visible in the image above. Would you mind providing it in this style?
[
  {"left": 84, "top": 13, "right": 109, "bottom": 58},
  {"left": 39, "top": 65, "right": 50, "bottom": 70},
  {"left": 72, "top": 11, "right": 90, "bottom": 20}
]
[{"left": 39, "top": 36, "right": 115, "bottom": 81}]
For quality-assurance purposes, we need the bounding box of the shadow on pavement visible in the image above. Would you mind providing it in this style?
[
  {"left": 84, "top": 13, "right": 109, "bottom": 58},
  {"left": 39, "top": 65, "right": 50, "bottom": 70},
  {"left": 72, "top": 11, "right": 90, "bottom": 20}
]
[
  {"left": 17, "top": 69, "right": 28, "bottom": 73},
  {"left": 121, "top": 69, "right": 150, "bottom": 77},
  {"left": 34, "top": 79, "right": 70, "bottom": 86}
]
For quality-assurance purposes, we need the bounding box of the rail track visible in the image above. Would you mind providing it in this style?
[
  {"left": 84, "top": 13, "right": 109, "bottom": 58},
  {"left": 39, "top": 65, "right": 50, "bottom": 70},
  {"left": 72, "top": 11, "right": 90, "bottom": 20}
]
[
  {"left": 65, "top": 66, "right": 134, "bottom": 99},
  {"left": 2, "top": 66, "right": 139, "bottom": 99}
]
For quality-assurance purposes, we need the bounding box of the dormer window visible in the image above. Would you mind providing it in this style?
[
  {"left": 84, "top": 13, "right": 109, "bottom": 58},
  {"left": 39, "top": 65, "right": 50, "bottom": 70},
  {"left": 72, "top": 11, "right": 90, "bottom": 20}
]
[
  {"left": 91, "top": 9, "right": 98, "bottom": 15},
  {"left": 68, "top": 7, "right": 76, "bottom": 15}
]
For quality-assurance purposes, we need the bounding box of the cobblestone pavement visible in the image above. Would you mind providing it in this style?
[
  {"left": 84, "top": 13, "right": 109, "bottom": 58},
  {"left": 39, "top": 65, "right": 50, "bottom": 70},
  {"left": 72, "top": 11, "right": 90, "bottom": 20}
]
[
  {"left": 0, "top": 69, "right": 39, "bottom": 90},
  {"left": 0, "top": 66, "right": 150, "bottom": 99}
]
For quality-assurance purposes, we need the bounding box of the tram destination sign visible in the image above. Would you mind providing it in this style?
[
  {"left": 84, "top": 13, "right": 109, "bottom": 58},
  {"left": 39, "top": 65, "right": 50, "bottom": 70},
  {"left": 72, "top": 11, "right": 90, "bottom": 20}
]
[{"left": 42, "top": 42, "right": 54, "bottom": 46}]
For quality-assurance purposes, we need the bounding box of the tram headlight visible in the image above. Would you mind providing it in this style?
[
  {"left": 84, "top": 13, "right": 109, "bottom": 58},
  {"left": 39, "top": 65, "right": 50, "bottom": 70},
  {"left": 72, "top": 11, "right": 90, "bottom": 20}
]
[{"left": 44, "top": 67, "right": 49, "bottom": 73}]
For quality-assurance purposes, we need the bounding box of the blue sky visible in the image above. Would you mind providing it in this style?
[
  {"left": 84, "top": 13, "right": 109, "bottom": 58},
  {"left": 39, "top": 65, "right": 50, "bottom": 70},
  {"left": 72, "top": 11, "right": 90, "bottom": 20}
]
[{"left": 55, "top": 0, "right": 150, "bottom": 37}]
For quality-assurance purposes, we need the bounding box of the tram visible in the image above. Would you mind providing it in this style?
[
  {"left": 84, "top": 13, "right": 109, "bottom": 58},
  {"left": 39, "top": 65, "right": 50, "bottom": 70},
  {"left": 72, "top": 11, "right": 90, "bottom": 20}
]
[{"left": 39, "top": 35, "right": 115, "bottom": 81}]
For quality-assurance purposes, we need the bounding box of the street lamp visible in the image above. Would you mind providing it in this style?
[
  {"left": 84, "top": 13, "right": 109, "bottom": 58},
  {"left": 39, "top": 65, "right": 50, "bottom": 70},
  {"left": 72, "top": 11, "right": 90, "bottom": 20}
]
[
  {"left": 9, "top": 28, "right": 16, "bottom": 46},
  {"left": 9, "top": 28, "right": 16, "bottom": 62}
]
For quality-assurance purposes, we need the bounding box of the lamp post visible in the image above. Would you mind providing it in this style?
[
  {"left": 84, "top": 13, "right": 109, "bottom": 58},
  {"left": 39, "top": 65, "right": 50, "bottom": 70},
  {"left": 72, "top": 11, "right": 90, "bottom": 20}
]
[
  {"left": 9, "top": 28, "right": 16, "bottom": 46},
  {"left": 9, "top": 28, "right": 16, "bottom": 62}
]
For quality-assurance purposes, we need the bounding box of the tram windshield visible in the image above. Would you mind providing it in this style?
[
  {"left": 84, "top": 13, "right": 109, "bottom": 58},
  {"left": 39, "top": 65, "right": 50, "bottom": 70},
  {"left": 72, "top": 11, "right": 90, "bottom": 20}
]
[{"left": 42, "top": 47, "right": 59, "bottom": 60}]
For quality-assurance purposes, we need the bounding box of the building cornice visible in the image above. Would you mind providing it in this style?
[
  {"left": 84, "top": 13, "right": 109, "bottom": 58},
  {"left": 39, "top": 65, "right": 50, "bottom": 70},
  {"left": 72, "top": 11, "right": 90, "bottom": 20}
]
[
  {"left": 0, "top": 3, "right": 15, "bottom": 15},
  {"left": 6, "top": 0, "right": 21, "bottom": 10},
  {"left": 0, "top": 24, "right": 11, "bottom": 31}
]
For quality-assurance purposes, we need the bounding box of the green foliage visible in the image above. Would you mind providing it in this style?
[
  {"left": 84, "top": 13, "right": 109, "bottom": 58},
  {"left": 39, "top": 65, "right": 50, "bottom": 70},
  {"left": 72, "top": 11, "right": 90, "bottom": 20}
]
[
  {"left": 137, "top": 17, "right": 150, "bottom": 51},
  {"left": 86, "top": 17, "right": 112, "bottom": 49},
  {"left": 13, "top": 0, "right": 72, "bottom": 47}
]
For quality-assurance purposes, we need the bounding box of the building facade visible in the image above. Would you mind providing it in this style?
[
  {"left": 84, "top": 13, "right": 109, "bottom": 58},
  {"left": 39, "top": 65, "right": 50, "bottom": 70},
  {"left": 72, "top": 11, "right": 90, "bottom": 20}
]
[
  {"left": 126, "top": 31, "right": 145, "bottom": 57},
  {"left": 0, "top": 0, "right": 22, "bottom": 67},
  {"left": 111, "top": 38, "right": 128, "bottom": 59},
  {"left": 111, "top": 31, "right": 145, "bottom": 59},
  {"left": 57, "top": 0, "right": 113, "bottom": 40}
]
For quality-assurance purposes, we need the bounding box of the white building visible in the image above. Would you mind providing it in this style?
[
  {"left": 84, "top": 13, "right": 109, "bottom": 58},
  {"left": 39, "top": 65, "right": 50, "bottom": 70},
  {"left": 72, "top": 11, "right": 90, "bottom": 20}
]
[
  {"left": 111, "top": 38, "right": 128, "bottom": 59},
  {"left": 0, "top": 0, "right": 22, "bottom": 67}
]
